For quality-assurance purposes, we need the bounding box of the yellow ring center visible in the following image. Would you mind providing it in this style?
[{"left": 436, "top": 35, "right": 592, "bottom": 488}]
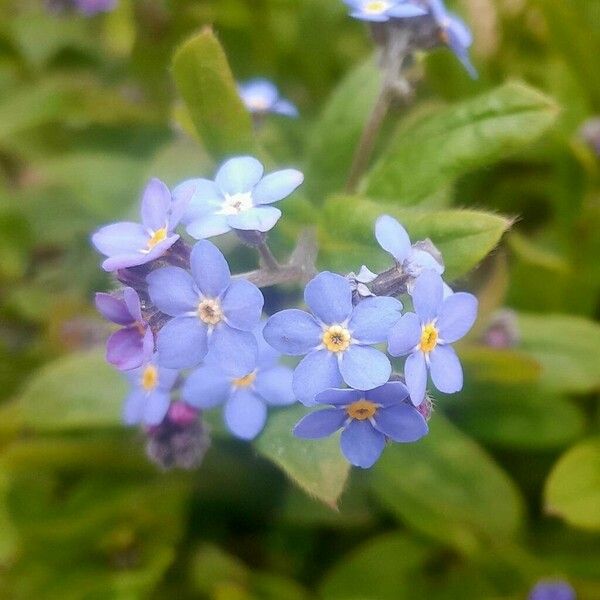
[
  {"left": 419, "top": 323, "right": 439, "bottom": 353},
  {"left": 346, "top": 399, "right": 378, "bottom": 421},
  {"left": 141, "top": 364, "right": 159, "bottom": 392},
  {"left": 197, "top": 299, "right": 223, "bottom": 325},
  {"left": 322, "top": 325, "right": 351, "bottom": 353}
]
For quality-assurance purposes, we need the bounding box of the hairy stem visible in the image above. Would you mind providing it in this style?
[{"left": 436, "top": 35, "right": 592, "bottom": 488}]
[{"left": 257, "top": 239, "right": 281, "bottom": 271}]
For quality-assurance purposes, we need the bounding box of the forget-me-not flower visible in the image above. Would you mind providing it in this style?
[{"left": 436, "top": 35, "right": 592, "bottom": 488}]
[
  {"left": 293, "top": 382, "right": 428, "bottom": 468},
  {"left": 147, "top": 240, "right": 264, "bottom": 372},
  {"left": 239, "top": 79, "right": 298, "bottom": 117},
  {"left": 182, "top": 324, "right": 295, "bottom": 440},
  {"left": 76, "top": 0, "right": 117, "bottom": 14},
  {"left": 528, "top": 581, "right": 576, "bottom": 600},
  {"left": 388, "top": 270, "right": 477, "bottom": 405},
  {"left": 92, "top": 178, "right": 189, "bottom": 272},
  {"left": 175, "top": 157, "right": 303, "bottom": 240},
  {"left": 264, "top": 271, "right": 403, "bottom": 406},
  {"left": 344, "top": 0, "right": 425, "bottom": 22},
  {"left": 95, "top": 287, "right": 153, "bottom": 371}
]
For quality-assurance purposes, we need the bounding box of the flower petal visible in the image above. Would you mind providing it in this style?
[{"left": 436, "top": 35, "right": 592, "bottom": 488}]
[
  {"left": 143, "top": 390, "right": 171, "bottom": 426},
  {"left": 314, "top": 387, "right": 363, "bottom": 406},
  {"left": 106, "top": 328, "right": 145, "bottom": 371},
  {"left": 215, "top": 156, "right": 264, "bottom": 194},
  {"left": 293, "top": 408, "right": 346, "bottom": 439},
  {"left": 95, "top": 293, "right": 131, "bottom": 325},
  {"left": 252, "top": 169, "right": 304, "bottom": 205},
  {"left": 176, "top": 178, "right": 224, "bottom": 224},
  {"left": 375, "top": 215, "right": 411, "bottom": 263},
  {"left": 339, "top": 345, "right": 391, "bottom": 391},
  {"left": 404, "top": 351, "right": 427, "bottom": 406},
  {"left": 388, "top": 312, "right": 422, "bottom": 356},
  {"left": 182, "top": 365, "right": 231, "bottom": 409},
  {"left": 437, "top": 292, "right": 478, "bottom": 343},
  {"left": 157, "top": 317, "right": 208, "bottom": 369},
  {"left": 226, "top": 206, "right": 282, "bottom": 232},
  {"left": 141, "top": 178, "right": 171, "bottom": 231},
  {"left": 224, "top": 389, "right": 268, "bottom": 440},
  {"left": 373, "top": 403, "right": 428, "bottom": 442},
  {"left": 254, "top": 365, "right": 295, "bottom": 406},
  {"left": 147, "top": 266, "right": 199, "bottom": 317},
  {"left": 190, "top": 240, "right": 231, "bottom": 297},
  {"left": 123, "top": 390, "right": 146, "bottom": 425},
  {"left": 349, "top": 296, "right": 403, "bottom": 344},
  {"left": 221, "top": 279, "right": 264, "bottom": 331},
  {"left": 272, "top": 99, "right": 298, "bottom": 117},
  {"left": 100, "top": 234, "right": 179, "bottom": 272},
  {"left": 387, "top": 4, "right": 426, "bottom": 17},
  {"left": 292, "top": 350, "right": 343, "bottom": 406},
  {"left": 91, "top": 222, "right": 148, "bottom": 257},
  {"left": 365, "top": 381, "right": 409, "bottom": 407},
  {"left": 304, "top": 271, "right": 353, "bottom": 325},
  {"left": 187, "top": 212, "right": 231, "bottom": 239},
  {"left": 411, "top": 270, "right": 444, "bottom": 323},
  {"left": 255, "top": 322, "right": 281, "bottom": 368},
  {"left": 429, "top": 345, "right": 463, "bottom": 393},
  {"left": 263, "top": 309, "right": 321, "bottom": 355},
  {"left": 208, "top": 325, "right": 258, "bottom": 378},
  {"left": 123, "top": 287, "right": 143, "bottom": 323},
  {"left": 340, "top": 420, "right": 385, "bottom": 469}
]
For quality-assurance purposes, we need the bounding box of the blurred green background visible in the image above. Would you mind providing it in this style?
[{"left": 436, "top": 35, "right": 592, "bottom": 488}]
[{"left": 0, "top": 0, "right": 599, "bottom": 598}]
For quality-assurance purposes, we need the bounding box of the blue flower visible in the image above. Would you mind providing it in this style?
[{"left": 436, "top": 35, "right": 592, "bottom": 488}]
[
  {"left": 264, "top": 271, "right": 403, "bottom": 405},
  {"left": 182, "top": 324, "right": 295, "bottom": 440},
  {"left": 147, "top": 240, "right": 264, "bottom": 371},
  {"left": 175, "top": 157, "right": 303, "bottom": 239},
  {"left": 239, "top": 79, "right": 298, "bottom": 117},
  {"left": 293, "top": 382, "right": 428, "bottom": 468},
  {"left": 75, "top": 0, "right": 117, "bottom": 15},
  {"left": 344, "top": 0, "right": 426, "bottom": 22},
  {"left": 430, "top": 0, "right": 477, "bottom": 78},
  {"left": 388, "top": 270, "right": 478, "bottom": 405},
  {"left": 123, "top": 354, "right": 178, "bottom": 426},
  {"left": 91, "top": 178, "right": 190, "bottom": 272},
  {"left": 528, "top": 581, "right": 576, "bottom": 600}
]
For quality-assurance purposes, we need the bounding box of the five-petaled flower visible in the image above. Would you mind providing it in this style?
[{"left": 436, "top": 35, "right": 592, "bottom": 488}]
[
  {"left": 175, "top": 156, "right": 303, "bottom": 239},
  {"left": 293, "top": 382, "right": 428, "bottom": 468},
  {"left": 388, "top": 270, "right": 477, "bottom": 406},
  {"left": 123, "top": 353, "right": 178, "bottom": 426},
  {"left": 91, "top": 178, "right": 189, "bottom": 272},
  {"left": 238, "top": 79, "right": 298, "bottom": 117},
  {"left": 182, "top": 324, "right": 295, "bottom": 440},
  {"left": 95, "top": 287, "right": 153, "bottom": 371},
  {"left": 264, "top": 271, "right": 403, "bottom": 406},
  {"left": 344, "top": 0, "right": 425, "bottom": 22},
  {"left": 147, "top": 240, "right": 264, "bottom": 371}
]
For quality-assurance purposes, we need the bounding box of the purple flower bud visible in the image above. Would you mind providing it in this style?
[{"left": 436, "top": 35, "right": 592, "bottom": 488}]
[
  {"left": 168, "top": 401, "right": 199, "bottom": 427},
  {"left": 483, "top": 309, "right": 520, "bottom": 349}
]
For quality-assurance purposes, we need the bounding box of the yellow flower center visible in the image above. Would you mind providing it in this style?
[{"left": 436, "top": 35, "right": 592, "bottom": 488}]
[
  {"left": 346, "top": 399, "right": 378, "bottom": 421},
  {"left": 197, "top": 299, "right": 223, "bottom": 325},
  {"left": 419, "top": 323, "right": 439, "bottom": 353},
  {"left": 322, "top": 325, "right": 351, "bottom": 353},
  {"left": 364, "top": 0, "right": 389, "bottom": 14},
  {"left": 232, "top": 371, "right": 257, "bottom": 389},
  {"left": 141, "top": 365, "right": 159, "bottom": 392},
  {"left": 146, "top": 227, "right": 168, "bottom": 251}
]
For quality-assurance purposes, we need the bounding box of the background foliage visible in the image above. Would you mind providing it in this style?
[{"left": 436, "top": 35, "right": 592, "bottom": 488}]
[{"left": 0, "top": 0, "right": 599, "bottom": 598}]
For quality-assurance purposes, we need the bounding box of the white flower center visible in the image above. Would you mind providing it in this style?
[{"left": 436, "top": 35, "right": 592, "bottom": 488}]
[
  {"left": 220, "top": 191, "right": 254, "bottom": 216},
  {"left": 364, "top": 0, "right": 390, "bottom": 14},
  {"left": 245, "top": 95, "right": 270, "bottom": 112}
]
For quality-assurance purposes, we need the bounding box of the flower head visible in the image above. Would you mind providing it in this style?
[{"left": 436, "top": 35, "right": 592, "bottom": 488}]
[
  {"left": 147, "top": 240, "right": 264, "bottom": 371},
  {"left": 293, "top": 381, "right": 428, "bottom": 468},
  {"left": 175, "top": 157, "right": 303, "bottom": 240},
  {"left": 75, "top": 0, "right": 117, "bottom": 14},
  {"left": 264, "top": 271, "right": 403, "bottom": 405},
  {"left": 528, "top": 581, "right": 576, "bottom": 600},
  {"left": 344, "top": 0, "right": 426, "bottom": 22},
  {"left": 388, "top": 270, "right": 478, "bottom": 405},
  {"left": 239, "top": 79, "right": 298, "bottom": 117},
  {"left": 95, "top": 287, "right": 153, "bottom": 370},
  {"left": 182, "top": 324, "right": 295, "bottom": 440},
  {"left": 91, "top": 178, "right": 189, "bottom": 272}
]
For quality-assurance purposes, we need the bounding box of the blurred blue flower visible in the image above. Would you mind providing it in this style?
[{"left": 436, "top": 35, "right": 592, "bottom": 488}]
[
  {"left": 388, "top": 270, "right": 477, "bottom": 405},
  {"left": 175, "top": 157, "right": 303, "bottom": 239},
  {"left": 344, "top": 0, "right": 426, "bottom": 22},
  {"left": 182, "top": 324, "right": 295, "bottom": 440},
  {"left": 264, "top": 271, "right": 403, "bottom": 405},
  {"left": 76, "top": 0, "right": 117, "bottom": 15},
  {"left": 91, "top": 178, "right": 189, "bottom": 272},
  {"left": 239, "top": 79, "right": 298, "bottom": 117},
  {"left": 293, "top": 382, "right": 428, "bottom": 468},
  {"left": 147, "top": 240, "right": 263, "bottom": 371},
  {"left": 95, "top": 287, "right": 153, "bottom": 371},
  {"left": 529, "top": 581, "right": 576, "bottom": 600}
]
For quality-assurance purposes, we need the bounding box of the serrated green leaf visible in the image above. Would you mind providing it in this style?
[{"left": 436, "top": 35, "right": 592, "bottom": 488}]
[
  {"left": 545, "top": 437, "right": 600, "bottom": 531},
  {"left": 172, "top": 28, "right": 254, "bottom": 159},
  {"left": 365, "top": 82, "right": 559, "bottom": 203}
]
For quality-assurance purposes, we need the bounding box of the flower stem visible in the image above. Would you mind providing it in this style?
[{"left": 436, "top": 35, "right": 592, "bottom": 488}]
[{"left": 257, "top": 239, "right": 281, "bottom": 271}]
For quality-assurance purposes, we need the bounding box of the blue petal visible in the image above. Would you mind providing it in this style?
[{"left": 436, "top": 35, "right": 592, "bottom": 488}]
[
  {"left": 364, "top": 381, "right": 409, "bottom": 407},
  {"left": 263, "top": 309, "right": 321, "bottom": 355},
  {"left": 339, "top": 345, "right": 391, "bottom": 391},
  {"left": 387, "top": 4, "right": 426, "bottom": 17},
  {"left": 157, "top": 316, "right": 208, "bottom": 369},
  {"left": 314, "top": 387, "right": 363, "bottom": 406},
  {"left": 293, "top": 408, "right": 346, "bottom": 439},
  {"left": 123, "top": 287, "right": 143, "bottom": 322},
  {"left": 147, "top": 267, "right": 198, "bottom": 317},
  {"left": 375, "top": 215, "right": 412, "bottom": 263},
  {"left": 272, "top": 99, "right": 299, "bottom": 117},
  {"left": 239, "top": 79, "right": 279, "bottom": 109},
  {"left": 215, "top": 156, "right": 264, "bottom": 195},
  {"left": 209, "top": 325, "right": 258, "bottom": 378},
  {"left": 404, "top": 351, "right": 427, "bottom": 406},
  {"left": 252, "top": 170, "right": 304, "bottom": 205},
  {"left": 224, "top": 389, "right": 267, "bottom": 440},
  {"left": 95, "top": 293, "right": 131, "bottom": 325},
  {"left": 91, "top": 222, "right": 147, "bottom": 257},
  {"left": 144, "top": 390, "right": 171, "bottom": 425},
  {"left": 388, "top": 312, "right": 422, "bottom": 356},
  {"left": 187, "top": 212, "right": 231, "bottom": 239},
  {"left": 255, "top": 321, "right": 281, "bottom": 368},
  {"left": 190, "top": 240, "right": 231, "bottom": 297},
  {"left": 100, "top": 234, "right": 179, "bottom": 272},
  {"left": 106, "top": 328, "right": 145, "bottom": 371},
  {"left": 373, "top": 403, "right": 428, "bottom": 442},
  {"left": 292, "top": 349, "right": 343, "bottom": 406},
  {"left": 157, "top": 366, "right": 179, "bottom": 392},
  {"left": 411, "top": 270, "right": 444, "bottom": 323},
  {"left": 349, "top": 296, "right": 403, "bottom": 344},
  {"left": 140, "top": 178, "right": 171, "bottom": 231},
  {"left": 227, "top": 206, "right": 282, "bottom": 232},
  {"left": 221, "top": 279, "right": 264, "bottom": 331},
  {"left": 437, "top": 292, "right": 478, "bottom": 343},
  {"left": 254, "top": 365, "right": 295, "bottom": 406},
  {"left": 123, "top": 389, "right": 146, "bottom": 425},
  {"left": 429, "top": 345, "right": 463, "bottom": 393},
  {"left": 304, "top": 271, "right": 353, "bottom": 325},
  {"left": 182, "top": 365, "right": 231, "bottom": 409},
  {"left": 340, "top": 420, "right": 385, "bottom": 469}
]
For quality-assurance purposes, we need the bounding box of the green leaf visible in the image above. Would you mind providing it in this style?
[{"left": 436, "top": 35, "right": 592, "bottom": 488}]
[
  {"left": 365, "top": 82, "right": 559, "bottom": 203},
  {"left": 545, "top": 437, "right": 600, "bottom": 531},
  {"left": 319, "top": 195, "right": 512, "bottom": 280},
  {"left": 254, "top": 405, "right": 350, "bottom": 508},
  {"left": 517, "top": 313, "right": 600, "bottom": 393},
  {"left": 371, "top": 415, "right": 523, "bottom": 551},
  {"left": 172, "top": 28, "right": 254, "bottom": 159},
  {"left": 459, "top": 346, "right": 541, "bottom": 385}
]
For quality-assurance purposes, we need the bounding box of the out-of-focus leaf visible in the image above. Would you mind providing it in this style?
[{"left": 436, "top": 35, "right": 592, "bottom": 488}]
[
  {"left": 172, "top": 28, "right": 254, "bottom": 159},
  {"left": 0, "top": 469, "right": 18, "bottom": 565},
  {"left": 254, "top": 404, "right": 350, "bottom": 508},
  {"left": 0, "top": 209, "right": 32, "bottom": 281},
  {"left": 545, "top": 437, "right": 600, "bottom": 531},
  {"left": 459, "top": 346, "right": 541, "bottom": 384},
  {"left": 365, "top": 82, "right": 559, "bottom": 203},
  {"left": 371, "top": 415, "right": 523, "bottom": 551}
]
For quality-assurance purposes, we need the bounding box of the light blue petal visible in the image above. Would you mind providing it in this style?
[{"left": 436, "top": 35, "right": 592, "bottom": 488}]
[
  {"left": 314, "top": 387, "right": 362, "bottom": 406},
  {"left": 263, "top": 309, "right": 321, "bottom": 355},
  {"left": 157, "top": 316, "right": 208, "bottom": 369},
  {"left": 373, "top": 403, "right": 428, "bottom": 442},
  {"left": 437, "top": 292, "right": 478, "bottom": 343},
  {"left": 304, "top": 271, "right": 353, "bottom": 325},
  {"left": 182, "top": 365, "right": 231, "bottom": 409},
  {"left": 340, "top": 420, "right": 385, "bottom": 469},
  {"left": 429, "top": 345, "right": 463, "bottom": 393},
  {"left": 404, "top": 351, "right": 427, "bottom": 406},
  {"left": 254, "top": 366, "right": 295, "bottom": 406},
  {"left": 387, "top": 4, "right": 426, "bottom": 17},
  {"left": 147, "top": 267, "right": 198, "bottom": 317},
  {"left": 255, "top": 321, "right": 281, "bottom": 367},
  {"left": 140, "top": 178, "right": 171, "bottom": 231},
  {"left": 252, "top": 169, "right": 304, "bottom": 205},
  {"left": 187, "top": 212, "right": 231, "bottom": 239},
  {"left": 224, "top": 389, "right": 267, "bottom": 440},
  {"left": 339, "top": 345, "right": 391, "bottom": 391},
  {"left": 220, "top": 279, "right": 264, "bottom": 331},
  {"left": 123, "top": 287, "right": 143, "bottom": 322},
  {"left": 208, "top": 325, "right": 258, "bottom": 377},
  {"left": 272, "top": 99, "right": 299, "bottom": 117},
  {"left": 100, "top": 234, "right": 179, "bottom": 271},
  {"left": 226, "top": 206, "right": 282, "bottom": 232},
  {"left": 190, "top": 240, "right": 231, "bottom": 297},
  {"left": 91, "top": 222, "right": 148, "bottom": 257},
  {"left": 144, "top": 391, "right": 171, "bottom": 425},
  {"left": 292, "top": 350, "right": 343, "bottom": 406},
  {"left": 157, "top": 366, "right": 179, "bottom": 391},
  {"left": 405, "top": 248, "right": 444, "bottom": 277},
  {"left": 365, "top": 381, "right": 409, "bottom": 407},
  {"left": 95, "top": 293, "right": 131, "bottom": 325},
  {"left": 375, "top": 215, "right": 411, "bottom": 263},
  {"left": 239, "top": 79, "right": 279, "bottom": 108},
  {"left": 349, "top": 296, "right": 403, "bottom": 344},
  {"left": 123, "top": 389, "right": 146, "bottom": 425},
  {"left": 411, "top": 270, "right": 444, "bottom": 322},
  {"left": 388, "top": 312, "right": 422, "bottom": 356},
  {"left": 293, "top": 408, "right": 346, "bottom": 439},
  {"left": 215, "top": 156, "right": 264, "bottom": 195},
  {"left": 177, "top": 178, "right": 224, "bottom": 225}
]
